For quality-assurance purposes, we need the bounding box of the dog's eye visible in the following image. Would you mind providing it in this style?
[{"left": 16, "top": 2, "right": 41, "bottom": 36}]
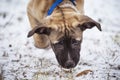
[
  {"left": 58, "top": 40, "right": 64, "bottom": 45},
  {"left": 71, "top": 39, "right": 81, "bottom": 48},
  {"left": 53, "top": 40, "right": 64, "bottom": 50},
  {"left": 71, "top": 39, "right": 79, "bottom": 44}
]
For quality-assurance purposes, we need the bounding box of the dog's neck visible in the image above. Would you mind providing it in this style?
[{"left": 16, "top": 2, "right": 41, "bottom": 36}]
[
  {"left": 46, "top": 0, "right": 80, "bottom": 17},
  {"left": 59, "top": 0, "right": 79, "bottom": 13}
]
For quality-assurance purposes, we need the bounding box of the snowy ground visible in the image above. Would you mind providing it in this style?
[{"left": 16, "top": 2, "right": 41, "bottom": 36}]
[{"left": 0, "top": 0, "right": 120, "bottom": 80}]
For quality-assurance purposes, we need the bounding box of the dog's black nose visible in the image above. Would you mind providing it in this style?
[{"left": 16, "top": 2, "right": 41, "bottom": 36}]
[{"left": 65, "top": 60, "right": 75, "bottom": 69}]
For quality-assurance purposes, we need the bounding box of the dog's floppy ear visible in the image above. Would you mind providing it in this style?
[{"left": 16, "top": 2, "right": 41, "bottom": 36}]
[
  {"left": 27, "top": 26, "right": 51, "bottom": 37},
  {"left": 78, "top": 15, "right": 102, "bottom": 31}
]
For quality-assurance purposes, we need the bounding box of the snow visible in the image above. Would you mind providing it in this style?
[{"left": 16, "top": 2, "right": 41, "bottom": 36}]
[{"left": 0, "top": 0, "right": 120, "bottom": 80}]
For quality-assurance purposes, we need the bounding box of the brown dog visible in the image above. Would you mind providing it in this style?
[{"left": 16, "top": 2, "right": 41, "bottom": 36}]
[{"left": 27, "top": 0, "right": 101, "bottom": 69}]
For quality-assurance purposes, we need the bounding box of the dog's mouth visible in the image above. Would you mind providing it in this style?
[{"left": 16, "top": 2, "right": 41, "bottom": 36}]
[
  {"left": 57, "top": 58, "right": 76, "bottom": 69},
  {"left": 57, "top": 54, "right": 80, "bottom": 69}
]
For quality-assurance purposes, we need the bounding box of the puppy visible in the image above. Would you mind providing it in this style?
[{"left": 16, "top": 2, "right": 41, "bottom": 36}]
[{"left": 27, "top": 0, "right": 101, "bottom": 69}]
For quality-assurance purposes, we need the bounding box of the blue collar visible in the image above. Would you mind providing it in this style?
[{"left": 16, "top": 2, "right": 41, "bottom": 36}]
[{"left": 47, "top": 0, "right": 76, "bottom": 16}]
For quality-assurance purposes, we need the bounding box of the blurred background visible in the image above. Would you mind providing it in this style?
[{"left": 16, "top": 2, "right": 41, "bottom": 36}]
[{"left": 0, "top": 0, "right": 120, "bottom": 80}]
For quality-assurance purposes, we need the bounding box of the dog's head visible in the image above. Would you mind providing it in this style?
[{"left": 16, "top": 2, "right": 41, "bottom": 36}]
[{"left": 28, "top": 15, "right": 101, "bottom": 69}]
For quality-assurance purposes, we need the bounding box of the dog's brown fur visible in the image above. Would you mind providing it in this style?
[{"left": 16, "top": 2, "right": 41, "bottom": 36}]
[{"left": 27, "top": 0, "right": 85, "bottom": 48}]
